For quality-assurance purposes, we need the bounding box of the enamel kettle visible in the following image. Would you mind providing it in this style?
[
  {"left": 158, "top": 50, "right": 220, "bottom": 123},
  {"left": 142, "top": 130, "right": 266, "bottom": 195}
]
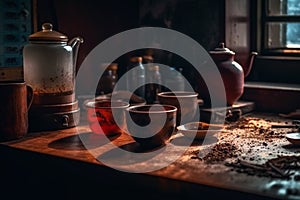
[{"left": 23, "top": 22, "right": 83, "bottom": 105}]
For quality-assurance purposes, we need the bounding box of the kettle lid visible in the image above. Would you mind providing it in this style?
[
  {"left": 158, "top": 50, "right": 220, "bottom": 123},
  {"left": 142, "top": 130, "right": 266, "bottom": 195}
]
[
  {"left": 29, "top": 23, "right": 68, "bottom": 42},
  {"left": 209, "top": 42, "right": 235, "bottom": 55}
]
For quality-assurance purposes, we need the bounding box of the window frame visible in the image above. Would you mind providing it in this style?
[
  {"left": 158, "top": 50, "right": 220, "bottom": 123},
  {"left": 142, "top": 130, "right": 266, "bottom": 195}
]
[{"left": 260, "top": 0, "right": 300, "bottom": 56}]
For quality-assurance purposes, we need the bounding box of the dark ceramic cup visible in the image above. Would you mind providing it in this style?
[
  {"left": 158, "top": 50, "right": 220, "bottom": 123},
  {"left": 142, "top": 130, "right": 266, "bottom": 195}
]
[
  {"left": 125, "top": 104, "right": 177, "bottom": 148},
  {"left": 0, "top": 81, "right": 33, "bottom": 141},
  {"left": 157, "top": 91, "right": 199, "bottom": 126}
]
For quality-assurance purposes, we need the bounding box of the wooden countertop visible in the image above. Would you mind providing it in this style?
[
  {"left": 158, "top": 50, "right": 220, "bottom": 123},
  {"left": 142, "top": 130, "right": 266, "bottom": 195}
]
[{"left": 1, "top": 112, "right": 300, "bottom": 200}]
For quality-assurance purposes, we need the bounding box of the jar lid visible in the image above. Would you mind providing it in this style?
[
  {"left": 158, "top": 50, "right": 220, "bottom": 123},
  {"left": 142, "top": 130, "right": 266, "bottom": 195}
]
[
  {"left": 107, "top": 63, "right": 118, "bottom": 71},
  {"left": 209, "top": 42, "right": 235, "bottom": 55},
  {"left": 142, "top": 55, "right": 153, "bottom": 63},
  {"left": 130, "top": 56, "right": 143, "bottom": 63},
  {"left": 101, "top": 63, "right": 118, "bottom": 71},
  {"left": 29, "top": 23, "right": 68, "bottom": 42}
]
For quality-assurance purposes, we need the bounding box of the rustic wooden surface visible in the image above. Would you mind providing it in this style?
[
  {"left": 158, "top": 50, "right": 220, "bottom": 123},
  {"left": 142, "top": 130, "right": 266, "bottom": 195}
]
[{"left": 1, "top": 111, "right": 300, "bottom": 199}]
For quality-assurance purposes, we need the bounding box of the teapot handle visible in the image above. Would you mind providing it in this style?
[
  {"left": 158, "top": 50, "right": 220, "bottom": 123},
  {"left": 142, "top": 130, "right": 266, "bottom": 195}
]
[
  {"left": 69, "top": 37, "right": 84, "bottom": 76},
  {"left": 244, "top": 51, "right": 258, "bottom": 77}
]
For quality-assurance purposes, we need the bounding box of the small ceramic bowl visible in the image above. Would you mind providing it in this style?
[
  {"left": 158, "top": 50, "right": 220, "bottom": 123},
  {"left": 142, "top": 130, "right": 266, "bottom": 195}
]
[
  {"left": 157, "top": 91, "right": 200, "bottom": 125},
  {"left": 125, "top": 104, "right": 177, "bottom": 148},
  {"left": 286, "top": 132, "right": 300, "bottom": 145},
  {"left": 84, "top": 99, "right": 130, "bottom": 136},
  {"left": 177, "top": 121, "right": 224, "bottom": 140}
]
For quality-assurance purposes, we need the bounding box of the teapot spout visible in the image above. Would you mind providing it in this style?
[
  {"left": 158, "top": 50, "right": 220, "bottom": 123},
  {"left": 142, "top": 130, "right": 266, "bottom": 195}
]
[
  {"left": 244, "top": 51, "right": 258, "bottom": 77},
  {"left": 68, "top": 37, "right": 84, "bottom": 74}
]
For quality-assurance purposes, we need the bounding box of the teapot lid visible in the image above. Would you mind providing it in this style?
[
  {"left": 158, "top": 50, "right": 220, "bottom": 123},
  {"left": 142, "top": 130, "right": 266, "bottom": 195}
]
[
  {"left": 209, "top": 42, "right": 235, "bottom": 55},
  {"left": 29, "top": 23, "right": 68, "bottom": 42}
]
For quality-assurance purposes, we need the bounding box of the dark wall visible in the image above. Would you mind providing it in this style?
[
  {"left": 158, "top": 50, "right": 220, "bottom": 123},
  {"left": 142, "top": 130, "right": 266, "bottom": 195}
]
[
  {"left": 36, "top": 0, "right": 225, "bottom": 94},
  {"left": 172, "top": 0, "right": 225, "bottom": 51},
  {"left": 36, "top": 0, "right": 140, "bottom": 73},
  {"left": 246, "top": 56, "right": 300, "bottom": 84}
]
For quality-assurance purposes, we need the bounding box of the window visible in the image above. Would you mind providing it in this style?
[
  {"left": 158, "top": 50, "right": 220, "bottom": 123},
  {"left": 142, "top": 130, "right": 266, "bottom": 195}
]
[
  {"left": 261, "top": 0, "right": 300, "bottom": 55},
  {"left": 241, "top": 0, "right": 300, "bottom": 84}
]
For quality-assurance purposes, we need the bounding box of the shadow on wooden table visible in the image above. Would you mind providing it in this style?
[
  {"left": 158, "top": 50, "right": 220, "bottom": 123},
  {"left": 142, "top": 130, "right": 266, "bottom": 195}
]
[{"left": 48, "top": 132, "right": 121, "bottom": 150}]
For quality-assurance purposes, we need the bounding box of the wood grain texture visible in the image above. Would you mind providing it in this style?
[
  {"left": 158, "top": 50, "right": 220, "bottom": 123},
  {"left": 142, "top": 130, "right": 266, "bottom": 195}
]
[{"left": 1, "top": 112, "right": 299, "bottom": 199}]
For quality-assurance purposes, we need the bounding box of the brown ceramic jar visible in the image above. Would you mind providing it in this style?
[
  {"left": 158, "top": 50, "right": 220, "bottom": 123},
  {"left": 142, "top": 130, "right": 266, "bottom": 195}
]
[{"left": 198, "top": 43, "right": 257, "bottom": 107}]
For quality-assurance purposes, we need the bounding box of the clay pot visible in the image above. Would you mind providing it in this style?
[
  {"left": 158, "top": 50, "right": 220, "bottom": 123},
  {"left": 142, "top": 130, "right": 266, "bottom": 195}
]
[{"left": 197, "top": 43, "right": 257, "bottom": 107}]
